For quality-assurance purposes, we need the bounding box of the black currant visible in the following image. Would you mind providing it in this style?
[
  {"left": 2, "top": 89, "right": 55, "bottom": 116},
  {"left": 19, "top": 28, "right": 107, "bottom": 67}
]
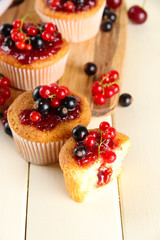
[
  {"left": 119, "top": 93, "right": 133, "bottom": 107},
  {"left": 101, "top": 21, "right": 112, "bottom": 32},
  {"left": 31, "top": 35, "right": 44, "bottom": 49},
  {"left": 33, "top": 86, "right": 41, "bottom": 101},
  {"left": 4, "top": 36, "right": 14, "bottom": 47},
  {"left": 38, "top": 23, "right": 45, "bottom": 32},
  {"left": 62, "top": 96, "right": 77, "bottom": 110},
  {"left": 4, "top": 122, "right": 12, "bottom": 137},
  {"left": 74, "top": 146, "right": 87, "bottom": 159},
  {"left": 36, "top": 98, "right": 51, "bottom": 114},
  {"left": 103, "top": 7, "right": 110, "bottom": 19},
  {"left": 57, "top": 106, "right": 68, "bottom": 118},
  {"left": 0, "top": 23, "right": 13, "bottom": 37},
  {"left": 74, "top": 0, "right": 85, "bottom": 6},
  {"left": 84, "top": 62, "right": 97, "bottom": 76},
  {"left": 72, "top": 125, "right": 88, "bottom": 142},
  {"left": 108, "top": 12, "right": 117, "bottom": 22}
]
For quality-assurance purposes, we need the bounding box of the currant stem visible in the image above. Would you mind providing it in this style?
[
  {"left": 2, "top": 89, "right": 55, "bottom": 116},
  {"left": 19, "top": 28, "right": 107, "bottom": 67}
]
[{"left": 142, "top": 0, "right": 146, "bottom": 9}]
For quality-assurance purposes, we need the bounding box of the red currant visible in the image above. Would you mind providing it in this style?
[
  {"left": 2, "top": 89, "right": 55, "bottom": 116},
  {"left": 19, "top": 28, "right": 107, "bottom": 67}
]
[
  {"left": 108, "top": 70, "right": 119, "bottom": 81},
  {"left": 2, "top": 119, "right": 7, "bottom": 125},
  {"left": 15, "top": 41, "right": 26, "bottom": 50},
  {"left": 42, "top": 31, "right": 51, "bottom": 41},
  {"left": 30, "top": 111, "right": 41, "bottom": 123},
  {"left": 50, "top": 35, "right": 55, "bottom": 41},
  {"left": 84, "top": 135, "right": 96, "bottom": 147},
  {"left": 50, "top": 83, "right": 59, "bottom": 94},
  {"left": 0, "top": 95, "right": 5, "bottom": 105},
  {"left": 89, "top": 131, "right": 98, "bottom": 138},
  {"left": 1, "top": 88, "right": 11, "bottom": 99},
  {"left": 102, "top": 151, "right": 116, "bottom": 163},
  {"left": 104, "top": 87, "right": 114, "bottom": 98},
  {"left": 64, "top": 1, "right": 74, "bottom": 11},
  {"left": 108, "top": 127, "right": 116, "bottom": 138},
  {"left": 11, "top": 33, "right": 18, "bottom": 42},
  {"left": 25, "top": 44, "right": 32, "bottom": 51},
  {"left": 112, "top": 83, "right": 119, "bottom": 94},
  {"left": 94, "top": 94, "right": 106, "bottom": 105},
  {"left": 27, "top": 26, "right": 38, "bottom": 36},
  {"left": 92, "top": 81, "right": 103, "bottom": 95},
  {"left": 128, "top": 6, "right": 147, "bottom": 24},
  {"left": 102, "top": 131, "right": 112, "bottom": 139},
  {"left": 102, "top": 76, "right": 110, "bottom": 84},
  {"left": 107, "top": 0, "right": 122, "bottom": 9},
  {"left": 17, "top": 32, "right": 25, "bottom": 41},
  {"left": 10, "top": 29, "right": 19, "bottom": 35},
  {"left": 56, "top": 87, "right": 67, "bottom": 100},
  {"left": 39, "top": 86, "right": 52, "bottom": 99},
  {"left": 51, "top": 0, "right": 61, "bottom": 7},
  {"left": 60, "top": 86, "right": 70, "bottom": 95},
  {"left": 0, "top": 77, "right": 10, "bottom": 88},
  {"left": 99, "top": 121, "right": 110, "bottom": 131},
  {"left": 4, "top": 109, "right": 8, "bottom": 117},
  {"left": 13, "top": 20, "right": 21, "bottom": 29},
  {"left": 45, "top": 23, "right": 56, "bottom": 33},
  {"left": 51, "top": 98, "right": 61, "bottom": 108}
]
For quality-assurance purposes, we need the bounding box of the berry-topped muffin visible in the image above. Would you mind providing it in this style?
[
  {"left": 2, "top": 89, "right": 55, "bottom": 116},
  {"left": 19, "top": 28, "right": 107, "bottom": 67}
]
[
  {"left": 35, "top": 0, "right": 105, "bottom": 42},
  {"left": 8, "top": 84, "right": 91, "bottom": 165},
  {"left": 59, "top": 122, "right": 130, "bottom": 202},
  {"left": 0, "top": 16, "right": 69, "bottom": 90}
]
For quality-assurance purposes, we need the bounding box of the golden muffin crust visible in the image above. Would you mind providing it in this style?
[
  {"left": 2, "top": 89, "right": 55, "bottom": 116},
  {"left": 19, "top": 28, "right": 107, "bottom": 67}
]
[
  {"left": 8, "top": 90, "right": 91, "bottom": 143},
  {"left": 0, "top": 39, "right": 69, "bottom": 69},
  {"left": 35, "top": 0, "right": 105, "bottom": 20}
]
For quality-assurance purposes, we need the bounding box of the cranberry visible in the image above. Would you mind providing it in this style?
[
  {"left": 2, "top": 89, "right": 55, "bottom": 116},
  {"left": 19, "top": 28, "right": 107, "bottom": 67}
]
[
  {"left": 64, "top": 1, "right": 75, "bottom": 11},
  {"left": 0, "top": 77, "right": 10, "bottom": 88},
  {"left": 56, "top": 87, "right": 67, "bottom": 100},
  {"left": 84, "top": 135, "right": 96, "bottom": 147},
  {"left": 25, "top": 44, "right": 32, "bottom": 51},
  {"left": 42, "top": 30, "right": 51, "bottom": 41},
  {"left": 30, "top": 111, "right": 41, "bottom": 123},
  {"left": 39, "top": 86, "right": 52, "bottom": 99},
  {"left": 102, "top": 151, "right": 116, "bottom": 163},
  {"left": 107, "top": 0, "right": 122, "bottom": 9},
  {"left": 50, "top": 83, "right": 59, "bottom": 94},
  {"left": 94, "top": 94, "right": 106, "bottom": 105},
  {"left": 0, "top": 95, "right": 5, "bottom": 105},
  {"left": 1, "top": 88, "right": 11, "bottom": 99},
  {"left": 112, "top": 83, "right": 119, "bottom": 94},
  {"left": 16, "top": 41, "right": 26, "bottom": 50},
  {"left": 92, "top": 81, "right": 103, "bottom": 95},
  {"left": 99, "top": 121, "right": 110, "bottom": 131},
  {"left": 51, "top": 98, "right": 61, "bottom": 108},
  {"left": 109, "top": 70, "right": 119, "bottom": 81},
  {"left": 104, "top": 87, "right": 114, "bottom": 98},
  {"left": 89, "top": 131, "right": 98, "bottom": 138},
  {"left": 17, "top": 32, "right": 25, "bottom": 41},
  {"left": 13, "top": 20, "right": 21, "bottom": 29},
  {"left": 128, "top": 5, "right": 147, "bottom": 24},
  {"left": 27, "top": 26, "right": 38, "bottom": 36},
  {"left": 45, "top": 23, "right": 56, "bottom": 33}
]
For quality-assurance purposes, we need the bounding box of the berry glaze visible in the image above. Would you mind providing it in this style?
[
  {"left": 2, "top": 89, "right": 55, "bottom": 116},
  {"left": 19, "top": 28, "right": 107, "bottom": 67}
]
[
  {"left": 20, "top": 95, "right": 81, "bottom": 131},
  {"left": 0, "top": 23, "right": 63, "bottom": 65},
  {"left": 45, "top": 0, "right": 97, "bottom": 13}
]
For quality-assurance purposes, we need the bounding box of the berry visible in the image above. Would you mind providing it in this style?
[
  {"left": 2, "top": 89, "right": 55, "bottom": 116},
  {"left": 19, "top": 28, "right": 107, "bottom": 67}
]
[
  {"left": 101, "top": 21, "right": 112, "bottom": 32},
  {"left": 11, "top": 32, "right": 18, "bottom": 42},
  {"left": 51, "top": 0, "right": 61, "bottom": 7},
  {"left": 30, "top": 111, "right": 41, "bottom": 123},
  {"left": 39, "top": 24, "right": 45, "bottom": 32},
  {"left": 64, "top": 1, "right": 75, "bottom": 11},
  {"left": 119, "top": 93, "right": 133, "bottom": 107},
  {"left": 92, "top": 81, "right": 103, "bottom": 95},
  {"left": 1, "top": 88, "right": 11, "bottom": 99},
  {"left": 97, "top": 168, "right": 112, "bottom": 186},
  {"left": 13, "top": 20, "right": 21, "bottom": 29},
  {"left": 17, "top": 32, "right": 25, "bottom": 41},
  {"left": 27, "top": 26, "right": 38, "bottom": 36},
  {"left": 108, "top": 12, "right": 117, "bottom": 22},
  {"left": 31, "top": 35, "right": 44, "bottom": 49},
  {"left": 51, "top": 98, "right": 61, "bottom": 108},
  {"left": 42, "top": 30, "right": 51, "bottom": 41},
  {"left": 89, "top": 131, "right": 98, "bottom": 138},
  {"left": 2, "top": 119, "right": 7, "bottom": 125},
  {"left": 56, "top": 87, "right": 67, "bottom": 100},
  {"left": 84, "top": 62, "right": 97, "bottom": 76},
  {"left": 102, "top": 131, "right": 112, "bottom": 139},
  {"left": 128, "top": 5, "right": 147, "bottom": 24},
  {"left": 45, "top": 23, "right": 56, "bottom": 33},
  {"left": 4, "top": 109, "right": 8, "bottom": 117},
  {"left": 102, "top": 151, "right": 116, "bottom": 163},
  {"left": 60, "top": 86, "right": 70, "bottom": 95},
  {"left": 84, "top": 135, "right": 96, "bottom": 147},
  {"left": 0, "top": 77, "right": 10, "bottom": 88},
  {"left": 104, "top": 87, "right": 114, "bottom": 98},
  {"left": 10, "top": 28, "right": 19, "bottom": 35},
  {"left": 108, "top": 127, "right": 116, "bottom": 138},
  {"left": 4, "top": 36, "right": 14, "bottom": 47},
  {"left": 103, "top": 7, "right": 110, "bottom": 19},
  {"left": 62, "top": 96, "right": 77, "bottom": 110},
  {"left": 107, "top": 0, "right": 122, "bottom": 9},
  {"left": 99, "top": 121, "right": 110, "bottom": 131},
  {"left": 50, "top": 35, "right": 55, "bottom": 41},
  {"left": 72, "top": 125, "right": 89, "bottom": 142},
  {"left": 74, "top": 145, "right": 87, "bottom": 159},
  {"left": 94, "top": 94, "right": 106, "bottom": 105},
  {"left": 109, "top": 70, "right": 119, "bottom": 81},
  {"left": 100, "top": 74, "right": 110, "bottom": 84},
  {"left": 25, "top": 44, "right": 32, "bottom": 51},
  {"left": 57, "top": 106, "right": 68, "bottom": 118},
  {"left": 16, "top": 41, "right": 26, "bottom": 50},
  {"left": 0, "top": 23, "right": 13, "bottom": 36},
  {"left": 112, "top": 83, "right": 119, "bottom": 94},
  {"left": 4, "top": 122, "right": 12, "bottom": 137},
  {"left": 74, "top": 0, "right": 85, "bottom": 5},
  {"left": 39, "top": 85, "right": 52, "bottom": 99},
  {"left": 33, "top": 86, "right": 41, "bottom": 101},
  {"left": 50, "top": 83, "right": 59, "bottom": 94},
  {"left": 36, "top": 98, "right": 51, "bottom": 114},
  {"left": 0, "top": 95, "right": 5, "bottom": 105}
]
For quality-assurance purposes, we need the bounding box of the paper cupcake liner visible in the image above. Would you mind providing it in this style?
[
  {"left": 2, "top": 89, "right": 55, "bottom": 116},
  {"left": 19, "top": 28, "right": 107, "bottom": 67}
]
[
  {"left": 0, "top": 51, "right": 69, "bottom": 90},
  {"left": 35, "top": 2, "right": 105, "bottom": 43},
  {"left": 11, "top": 128, "right": 67, "bottom": 165}
]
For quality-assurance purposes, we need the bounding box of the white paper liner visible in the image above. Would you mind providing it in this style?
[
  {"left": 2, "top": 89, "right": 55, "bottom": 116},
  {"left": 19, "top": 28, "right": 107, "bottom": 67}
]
[
  {"left": 11, "top": 128, "right": 67, "bottom": 165},
  {"left": 35, "top": 2, "right": 105, "bottom": 43},
  {"left": 0, "top": 51, "right": 69, "bottom": 90}
]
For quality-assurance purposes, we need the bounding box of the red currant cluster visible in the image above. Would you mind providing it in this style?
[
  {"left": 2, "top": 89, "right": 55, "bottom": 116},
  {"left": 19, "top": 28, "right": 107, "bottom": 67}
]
[
  {"left": 0, "top": 74, "right": 11, "bottom": 106},
  {"left": 49, "top": 0, "right": 88, "bottom": 12},
  {"left": 92, "top": 70, "right": 120, "bottom": 105}
]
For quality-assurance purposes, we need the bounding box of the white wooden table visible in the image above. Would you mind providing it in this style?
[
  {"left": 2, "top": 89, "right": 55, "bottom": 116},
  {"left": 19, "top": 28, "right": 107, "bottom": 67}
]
[{"left": 0, "top": 0, "right": 160, "bottom": 239}]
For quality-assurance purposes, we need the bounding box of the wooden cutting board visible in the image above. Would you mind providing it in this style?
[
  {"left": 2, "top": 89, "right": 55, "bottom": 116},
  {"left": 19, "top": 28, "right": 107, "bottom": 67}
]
[{"left": 0, "top": 0, "right": 127, "bottom": 116}]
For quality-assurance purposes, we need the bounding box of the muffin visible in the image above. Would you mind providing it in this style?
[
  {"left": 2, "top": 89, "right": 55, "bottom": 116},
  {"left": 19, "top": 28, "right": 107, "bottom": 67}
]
[
  {"left": 0, "top": 20, "right": 69, "bottom": 90},
  {"left": 59, "top": 122, "right": 130, "bottom": 202},
  {"left": 35, "top": 0, "right": 105, "bottom": 42},
  {"left": 8, "top": 84, "right": 91, "bottom": 165}
]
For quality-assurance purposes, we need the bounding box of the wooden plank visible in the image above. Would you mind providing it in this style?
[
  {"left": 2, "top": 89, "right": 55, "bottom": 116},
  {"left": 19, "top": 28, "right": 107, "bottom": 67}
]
[
  {"left": 0, "top": 125, "right": 28, "bottom": 240},
  {"left": 114, "top": 0, "right": 160, "bottom": 239}
]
